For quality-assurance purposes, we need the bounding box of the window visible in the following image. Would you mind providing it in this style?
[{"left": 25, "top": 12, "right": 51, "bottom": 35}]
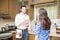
[
  {"left": 34, "top": 2, "right": 57, "bottom": 21},
  {"left": 58, "top": 0, "right": 60, "bottom": 14}
]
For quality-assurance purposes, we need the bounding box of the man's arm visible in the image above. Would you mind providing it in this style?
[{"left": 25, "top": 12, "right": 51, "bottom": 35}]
[
  {"left": 25, "top": 16, "right": 30, "bottom": 27},
  {"left": 15, "top": 15, "right": 26, "bottom": 27}
]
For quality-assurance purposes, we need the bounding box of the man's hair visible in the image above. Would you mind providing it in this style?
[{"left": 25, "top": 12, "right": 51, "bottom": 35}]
[{"left": 20, "top": 5, "right": 26, "bottom": 9}]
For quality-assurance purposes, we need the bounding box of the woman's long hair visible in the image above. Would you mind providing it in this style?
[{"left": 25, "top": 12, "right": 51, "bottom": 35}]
[{"left": 39, "top": 8, "right": 51, "bottom": 30}]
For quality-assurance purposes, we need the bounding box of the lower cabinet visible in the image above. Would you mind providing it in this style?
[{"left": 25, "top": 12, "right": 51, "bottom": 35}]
[
  {"left": 28, "top": 34, "right": 35, "bottom": 40},
  {"left": 50, "top": 36, "right": 60, "bottom": 40}
]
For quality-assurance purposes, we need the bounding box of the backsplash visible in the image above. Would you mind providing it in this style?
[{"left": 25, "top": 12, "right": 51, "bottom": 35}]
[
  {"left": 0, "top": 19, "right": 15, "bottom": 31},
  {"left": 0, "top": 19, "right": 36, "bottom": 34}
]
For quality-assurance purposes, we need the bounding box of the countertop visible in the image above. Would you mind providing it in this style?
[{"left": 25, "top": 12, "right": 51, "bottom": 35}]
[
  {"left": 1, "top": 19, "right": 60, "bottom": 37},
  {"left": 50, "top": 19, "right": 60, "bottom": 37},
  {"left": 0, "top": 31, "right": 16, "bottom": 39},
  {"left": 0, "top": 19, "right": 15, "bottom": 39},
  {"left": 50, "top": 24, "right": 60, "bottom": 37}
]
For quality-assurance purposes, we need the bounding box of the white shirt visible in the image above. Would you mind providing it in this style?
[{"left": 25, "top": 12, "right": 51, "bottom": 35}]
[{"left": 15, "top": 12, "right": 30, "bottom": 38}]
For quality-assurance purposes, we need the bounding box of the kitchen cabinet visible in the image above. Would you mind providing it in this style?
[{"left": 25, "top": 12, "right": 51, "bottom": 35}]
[
  {"left": 50, "top": 36, "right": 60, "bottom": 40},
  {"left": 11, "top": 31, "right": 16, "bottom": 40},
  {"left": 28, "top": 34, "right": 35, "bottom": 40},
  {"left": 0, "top": 0, "right": 18, "bottom": 20}
]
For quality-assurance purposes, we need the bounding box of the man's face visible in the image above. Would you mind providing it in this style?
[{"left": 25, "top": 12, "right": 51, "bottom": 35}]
[{"left": 21, "top": 7, "right": 26, "bottom": 14}]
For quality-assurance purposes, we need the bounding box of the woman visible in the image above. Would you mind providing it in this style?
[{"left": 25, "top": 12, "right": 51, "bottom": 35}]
[{"left": 35, "top": 8, "right": 51, "bottom": 40}]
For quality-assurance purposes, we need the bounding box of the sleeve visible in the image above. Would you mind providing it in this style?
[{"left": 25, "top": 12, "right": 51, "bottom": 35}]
[
  {"left": 35, "top": 22, "right": 41, "bottom": 35},
  {"left": 15, "top": 15, "right": 19, "bottom": 26},
  {"left": 15, "top": 15, "right": 22, "bottom": 34}
]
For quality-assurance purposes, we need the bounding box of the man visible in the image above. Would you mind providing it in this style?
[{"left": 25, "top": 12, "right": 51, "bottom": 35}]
[{"left": 15, "top": 5, "right": 30, "bottom": 40}]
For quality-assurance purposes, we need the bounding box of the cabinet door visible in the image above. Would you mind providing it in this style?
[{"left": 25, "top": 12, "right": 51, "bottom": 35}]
[
  {"left": 8, "top": 0, "right": 18, "bottom": 19},
  {"left": 50, "top": 36, "right": 56, "bottom": 40},
  {"left": 28, "top": 34, "right": 35, "bottom": 40},
  {"left": 50, "top": 36, "right": 60, "bottom": 40},
  {"left": 0, "top": 0, "right": 8, "bottom": 14}
]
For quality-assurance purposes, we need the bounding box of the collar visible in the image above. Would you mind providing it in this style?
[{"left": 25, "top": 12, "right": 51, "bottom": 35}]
[{"left": 20, "top": 12, "right": 26, "bottom": 16}]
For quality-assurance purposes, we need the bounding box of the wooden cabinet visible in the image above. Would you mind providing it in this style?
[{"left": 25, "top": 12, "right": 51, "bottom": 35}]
[
  {"left": 0, "top": 0, "right": 18, "bottom": 20},
  {"left": 50, "top": 36, "right": 60, "bottom": 40},
  {"left": 12, "top": 31, "right": 16, "bottom": 40},
  {"left": 28, "top": 34, "right": 35, "bottom": 40},
  {"left": 0, "top": 0, "right": 8, "bottom": 14},
  {"left": 8, "top": 0, "right": 18, "bottom": 19}
]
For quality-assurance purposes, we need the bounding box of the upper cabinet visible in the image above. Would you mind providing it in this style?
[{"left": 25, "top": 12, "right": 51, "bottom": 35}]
[
  {"left": 0, "top": 0, "right": 18, "bottom": 20},
  {"left": 30, "top": 0, "right": 57, "bottom": 5},
  {"left": 0, "top": 0, "right": 8, "bottom": 14}
]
